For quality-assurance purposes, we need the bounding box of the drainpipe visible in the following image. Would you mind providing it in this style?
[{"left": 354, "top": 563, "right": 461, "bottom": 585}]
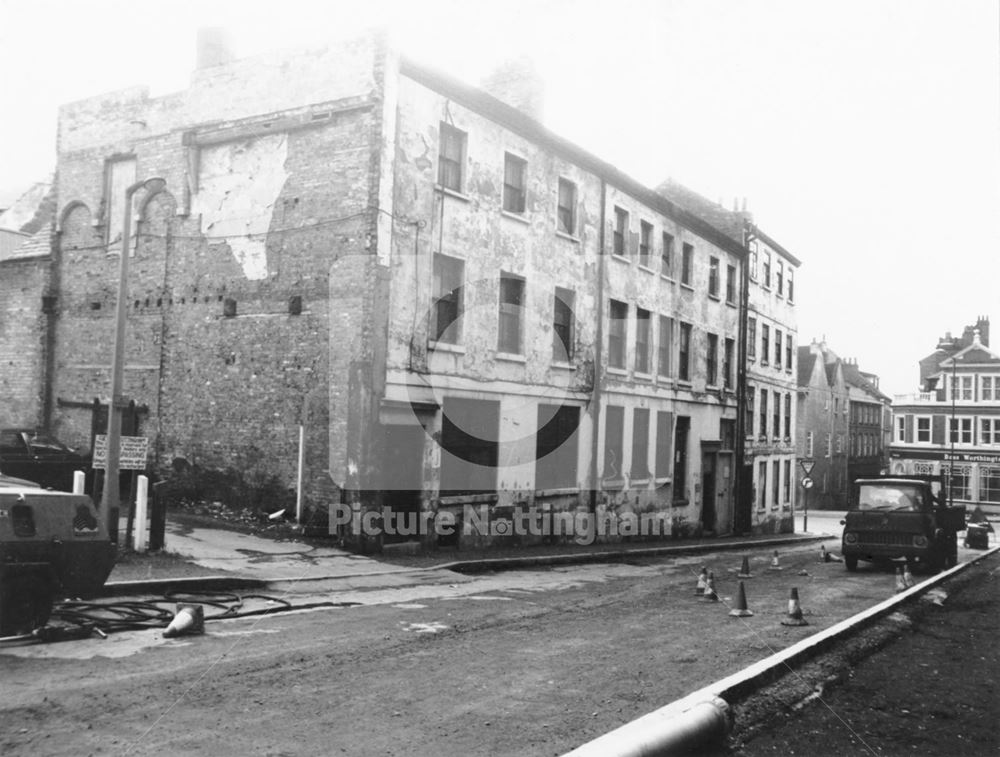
[
  {"left": 588, "top": 180, "right": 607, "bottom": 514},
  {"left": 734, "top": 222, "right": 754, "bottom": 534}
]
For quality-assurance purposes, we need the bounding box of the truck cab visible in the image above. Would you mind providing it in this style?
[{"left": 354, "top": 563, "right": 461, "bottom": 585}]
[{"left": 841, "top": 476, "right": 965, "bottom": 573}]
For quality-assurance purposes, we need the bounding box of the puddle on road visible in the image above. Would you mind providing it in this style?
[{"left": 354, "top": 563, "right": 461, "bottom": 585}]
[
  {"left": 401, "top": 621, "right": 450, "bottom": 634},
  {"left": 391, "top": 603, "right": 428, "bottom": 609}
]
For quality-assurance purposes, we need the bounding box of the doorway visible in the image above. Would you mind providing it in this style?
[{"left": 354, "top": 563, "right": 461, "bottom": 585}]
[
  {"left": 701, "top": 451, "right": 716, "bottom": 533},
  {"left": 380, "top": 425, "right": 425, "bottom": 543}
]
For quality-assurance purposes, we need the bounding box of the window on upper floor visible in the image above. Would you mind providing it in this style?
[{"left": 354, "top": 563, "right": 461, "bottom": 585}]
[
  {"left": 498, "top": 272, "right": 525, "bottom": 354},
  {"left": 806, "top": 430, "right": 814, "bottom": 457},
  {"left": 981, "top": 375, "right": 999, "bottom": 401},
  {"left": 759, "top": 389, "right": 769, "bottom": 439},
  {"left": 639, "top": 221, "right": 653, "bottom": 269},
  {"left": 784, "top": 393, "right": 792, "bottom": 438},
  {"left": 950, "top": 417, "right": 973, "bottom": 444},
  {"left": 981, "top": 418, "right": 1000, "bottom": 445},
  {"left": 681, "top": 243, "right": 693, "bottom": 285},
  {"left": 773, "top": 390, "right": 781, "bottom": 438},
  {"left": 678, "top": 322, "right": 692, "bottom": 381},
  {"left": 608, "top": 299, "right": 628, "bottom": 369},
  {"left": 502, "top": 152, "right": 527, "bottom": 214},
  {"left": 896, "top": 415, "right": 906, "bottom": 443},
  {"left": 726, "top": 264, "right": 736, "bottom": 305},
  {"left": 787, "top": 267, "right": 795, "bottom": 303},
  {"left": 949, "top": 375, "right": 973, "bottom": 401},
  {"left": 785, "top": 336, "right": 793, "bottom": 372},
  {"left": 774, "top": 329, "right": 783, "bottom": 368},
  {"left": 745, "top": 386, "right": 755, "bottom": 436},
  {"left": 658, "top": 315, "right": 673, "bottom": 378},
  {"left": 438, "top": 122, "right": 466, "bottom": 192},
  {"left": 708, "top": 257, "right": 720, "bottom": 298},
  {"left": 916, "top": 416, "right": 931, "bottom": 443},
  {"left": 724, "top": 338, "right": 734, "bottom": 390},
  {"left": 635, "top": 308, "right": 651, "bottom": 374},
  {"left": 661, "top": 232, "right": 674, "bottom": 278},
  {"left": 761, "top": 324, "right": 770, "bottom": 365},
  {"left": 553, "top": 287, "right": 575, "bottom": 362},
  {"left": 776, "top": 260, "right": 784, "bottom": 296},
  {"left": 748, "top": 317, "right": 757, "bottom": 359},
  {"left": 706, "top": 332, "right": 718, "bottom": 386},
  {"left": 557, "top": 178, "right": 576, "bottom": 236},
  {"left": 432, "top": 253, "right": 464, "bottom": 344},
  {"left": 104, "top": 155, "right": 137, "bottom": 246},
  {"left": 613, "top": 206, "right": 628, "bottom": 258},
  {"left": 762, "top": 251, "right": 772, "bottom": 288}
]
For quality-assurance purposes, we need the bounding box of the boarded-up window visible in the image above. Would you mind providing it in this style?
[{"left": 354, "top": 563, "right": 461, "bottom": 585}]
[
  {"left": 105, "top": 156, "right": 137, "bottom": 246},
  {"left": 535, "top": 404, "right": 580, "bottom": 490},
  {"left": 440, "top": 397, "right": 499, "bottom": 496}
]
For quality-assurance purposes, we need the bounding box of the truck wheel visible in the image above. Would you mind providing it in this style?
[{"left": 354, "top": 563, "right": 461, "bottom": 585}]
[{"left": 845, "top": 556, "right": 858, "bottom": 572}]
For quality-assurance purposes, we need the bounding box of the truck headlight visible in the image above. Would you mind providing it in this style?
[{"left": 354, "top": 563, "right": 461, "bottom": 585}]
[
  {"left": 913, "top": 535, "right": 928, "bottom": 547},
  {"left": 844, "top": 532, "right": 858, "bottom": 545}
]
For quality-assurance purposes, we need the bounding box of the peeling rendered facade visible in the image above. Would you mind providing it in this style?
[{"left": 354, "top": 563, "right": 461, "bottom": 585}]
[{"left": 18, "top": 32, "right": 762, "bottom": 546}]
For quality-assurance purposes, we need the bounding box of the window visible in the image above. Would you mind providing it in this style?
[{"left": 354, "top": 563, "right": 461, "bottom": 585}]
[
  {"left": 438, "top": 122, "right": 466, "bottom": 191},
  {"left": 979, "top": 466, "right": 1000, "bottom": 503},
  {"left": 982, "top": 376, "right": 998, "bottom": 401},
  {"left": 673, "top": 416, "right": 690, "bottom": 501},
  {"left": 950, "top": 375, "right": 973, "bottom": 401},
  {"left": 706, "top": 333, "right": 718, "bottom": 386},
  {"left": 639, "top": 221, "right": 653, "bottom": 268},
  {"left": 774, "top": 329, "right": 783, "bottom": 368},
  {"left": 748, "top": 241, "right": 759, "bottom": 281},
  {"left": 678, "top": 322, "right": 692, "bottom": 381},
  {"left": 758, "top": 461, "right": 767, "bottom": 509},
  {"left": 776, "top": 260, "right": 784, "bottom": 296},
  {"left": 834, "top": 398, "right": 840, "bottom": 414},
  {"left": 783, "top": 460, "right": 791, "bottom": 503},
  {"left": 949, "top": 417, "right": 973, "bottom": 444},
  {"left": 432, "top": 253, "right": 464, "bottom": 344},
  {"left": 657, "top": 316, "right": 673, "bottom": 377},
  {"left": 498, "top": 272, "right": 525, "bottom": 354},
  {"left": 773, "top": 460, "right": 781, "bottom": 507},
  {"left": 762, "top": 251, "right": 771, "bottom": 287},
  {"left": 773, "top": 390, "right": 781, "bottom": 438},
  {"left": 604, "top": 406, "right": 625, "bottom": 482},
  {"left": 720, "top": 419, "right": 736, "bottom": 450},
  {"left": 553, "top": 287, "right": 575, "bottom": 361},
  {"left": 631, "top": 408, "right": 650, "bottom": 480},
  {"left": 608, "top": 300, "right": 628, "bottom": 369},
  {"left": 759, "top": 389, "right": 768, "bottom": 438},
  {"left": 785, "top": 336, "right": 793, "bottom": 372},
  {"left": 440, "top": 397, "right": 499, "bottom": 496},
  {"left": 943, "top": 464, "right": 972, "bottom": 501},
  {"left": 635, "top": 308, "right": 651, "bottom": 373},
  {"left": 784, "top": 393, "right": 791, "bottom": 438},
  {"left": 723, "top": 338, "right": 734, "bottom": 389},
  {"left": 104, "top": 156, "right": 138, "bottom": 246},
  {"left": 836, "top": 435, "right": 843, "bottom": 454},
  {"left": 981, "top": 418, "right": 1000, "bottom": 445},
  {"left": 708, "top": 257, "right": 720, "bottom": 297},
  {"left": 613, "top": 207, "right": 628, "bottom": 257},
  {"left": 895, "top": 416, "right": 906, "bottom": 442},
  {"left": 787, "top": 267, "right": 795, "bottom": 302},
  {"left": 916, "top": 416, "right": 931, "bottom": 443},
  {"left": 748, "top": 317, "right": 757, "bottom": 360},
  {"left": 761, "top": 324, "right": 770, "bottom": 365},
  {"left": 806, "top": 430, "right": 814, "bottom": 457},
  {"left": 745, "top": 387, "right": 755, "bottom": 435},
  {"left": 681, "top": 243, "right": 693, "bottom": 285},
  {"left": 655, "top": 411, "right": 673, "bottom": 478},
  {"left": 557, "top": 178, "right": 576, "bottom": 235},
  {"left": 726, "top": 264, "right": 736, "bottom": 304},
  {"left": 535, "top": 404, "right": 580, "bottom": 490},
  {"left": 661, "top": 232, "right": 674, "bottom": 277},
  {"left": 502, "top": 152, "right": 527, "bottom": 213}
]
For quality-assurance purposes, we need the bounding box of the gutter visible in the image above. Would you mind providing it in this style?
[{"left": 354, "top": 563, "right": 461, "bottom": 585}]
[{"left": 588, "top": 180, "right": 607, "bottom": 514}]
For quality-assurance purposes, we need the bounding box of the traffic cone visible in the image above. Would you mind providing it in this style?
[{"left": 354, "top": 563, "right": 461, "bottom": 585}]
[
  {"left": 894, "top": 566, "right": 907, "bottom": 593},
  {"left": 737, "top": 556, "right": 753, "bottom": 579},
  {"left": 903, "top": 563, "right": 915, "bottom": 589},
  {"left": 701, "top": 571, "right": 719, "bottom": 602},
  {"left": 694, "top": 567, "right": 708, "bottom": 595},
  {"left": 729, "top": 581, "right": 753, "bottom": 617},
  {"left": 163, "top": 604, "right": 204, "bottom": 638},
  {"left": 768, "top": 550, "right": 782, "bottom": 571},
  {"left": 780, "top": 588, "right": 808, "bottom": 626}
]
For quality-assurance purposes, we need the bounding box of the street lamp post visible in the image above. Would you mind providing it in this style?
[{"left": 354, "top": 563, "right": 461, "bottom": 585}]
[{"left": 100, "top": 177, "right": 166, "bottom": 541}]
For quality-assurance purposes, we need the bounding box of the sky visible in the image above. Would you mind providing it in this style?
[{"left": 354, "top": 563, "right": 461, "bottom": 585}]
[{"left": 2, "top": 0, "right": 998, "bottom": 396}]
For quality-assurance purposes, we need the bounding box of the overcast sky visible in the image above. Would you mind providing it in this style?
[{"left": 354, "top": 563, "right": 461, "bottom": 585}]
[{"left": 2, "top": 0, "right": 998, "bottom": 396}]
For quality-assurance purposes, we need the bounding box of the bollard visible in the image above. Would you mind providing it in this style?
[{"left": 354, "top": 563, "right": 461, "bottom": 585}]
[
  {"left": 149, "top": 480, "right": 168, "bottom": 551},
  {"left": 134, "top": 475, "right": 149, "bottom": 552},
  {"left": 72, "top": 470, "right": 86, "bottom": 495}
]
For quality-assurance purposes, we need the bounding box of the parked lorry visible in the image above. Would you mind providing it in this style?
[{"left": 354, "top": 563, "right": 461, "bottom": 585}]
[
  {"left": 0, "top": 477, "right": 116, "bottom": 635},
  {"left": 841, "top": 475, "right": 965, "bottom": 573},
  {"left": 0, "top": 428, "right": 90, "bottom": 492}
]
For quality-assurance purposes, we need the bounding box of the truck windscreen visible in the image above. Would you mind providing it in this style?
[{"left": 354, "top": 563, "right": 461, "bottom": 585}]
[{"left": 857, "top": 484, "right": 925, "bottom": 512}]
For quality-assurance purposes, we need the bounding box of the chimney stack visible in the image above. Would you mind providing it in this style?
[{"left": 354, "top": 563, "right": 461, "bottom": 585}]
[
  {"left": 196, "top": 27, "right": 234, "bottom": 70},
  {"left": 480, "top": 57, "right": 545, "bottom": 122}
]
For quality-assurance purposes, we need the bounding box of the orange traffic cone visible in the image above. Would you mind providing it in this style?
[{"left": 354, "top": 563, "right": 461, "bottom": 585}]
[
  {"left": 701, "top": 571, "right": 719, "bottom": 602},
  {"left": 694, "top": 567, "right": 708, "bottom": 595},
  {"left": 780, "top": 588, "right": 808, "bottom": 626},
  {"left": 737, "top": 556, "right": 753, "bottom": 579},
  {"left": 163, "top": 604, "right": 205, "bottom": 638},
  {"left": 768, "top": 550, "right": 782, "bottom": 571},
  {"left": 894, "top": 566, "right": 907, "bottom": 593},
  {"left": 903, "top": 563, "right": 915, "bottom": 589},
  {"left": 729, "top": 581, "right": 753, "bottom": 617}
]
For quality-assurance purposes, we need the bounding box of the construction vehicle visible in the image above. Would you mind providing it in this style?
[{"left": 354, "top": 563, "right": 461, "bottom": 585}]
[
  {"left": 0, "top": 477, "right": 115, "bottom": 636},
  {"left": 841, "top": 475, "right": 965, "bottom": 573}
]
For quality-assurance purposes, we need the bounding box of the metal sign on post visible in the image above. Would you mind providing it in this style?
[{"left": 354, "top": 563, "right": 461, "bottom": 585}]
[
  {"left": 801, "top": 477, "right": 814, "bottom": 489},
  {"left": 799, "top": 459, "right": 815, "bottom": 477},
  {"left": 92, "top": 435, "right": 149, "bottom": 471}
]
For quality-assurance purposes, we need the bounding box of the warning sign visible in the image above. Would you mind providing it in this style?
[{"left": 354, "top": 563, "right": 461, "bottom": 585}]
[
  {"left": 799, "top": 459, "right": 815, "bottom": 477},
  {"left": 92, "top": 435, "right": 149, "bottom": 471}
]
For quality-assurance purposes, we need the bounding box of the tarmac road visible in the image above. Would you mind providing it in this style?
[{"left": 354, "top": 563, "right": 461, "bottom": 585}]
[{"left": 1, "top": 538, "right": 988, "bottom": 757}]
